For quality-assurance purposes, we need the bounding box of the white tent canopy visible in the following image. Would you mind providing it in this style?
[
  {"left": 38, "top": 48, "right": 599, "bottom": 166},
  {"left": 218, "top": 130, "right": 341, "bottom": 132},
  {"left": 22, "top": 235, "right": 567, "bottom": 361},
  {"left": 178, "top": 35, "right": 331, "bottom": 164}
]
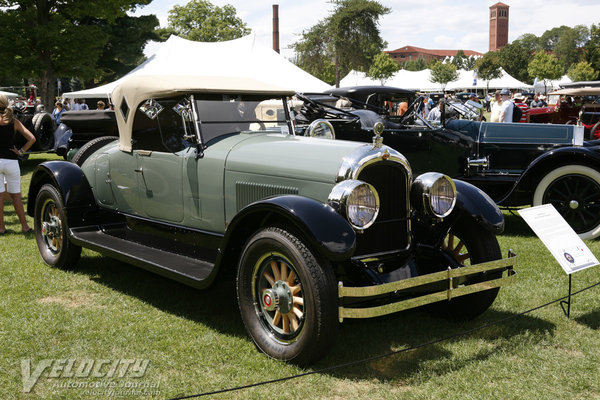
[
  {"left": 339, "top": 68, "right": 532, "bottom": 92},
  {"left": 63, "top": 35, "right": 330, "bottom": 100},
  {"left": 0, "top": 90, "right": 19, "bottom": 99},
  {"left": 533, "top": 75, "right": 572, "bottom": 94}
]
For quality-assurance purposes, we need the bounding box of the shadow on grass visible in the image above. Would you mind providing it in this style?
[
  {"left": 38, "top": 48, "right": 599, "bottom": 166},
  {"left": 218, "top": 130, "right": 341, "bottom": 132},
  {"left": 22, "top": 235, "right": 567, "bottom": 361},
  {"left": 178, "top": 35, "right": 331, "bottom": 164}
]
[
  {"left": 68, "top": 254, "right": 554, "bottom": 384},
  {"left": 315, "top": 305, "right": 555, "bottom": 381},
  {"left": 574, "top": 309, "right": 600, "bottom": 330},
  {"left": 501, "top": 209, "right": 535, "bottom": 238},
  {"left": 71, "top": 254, "right": 246, "bottom": 338}
]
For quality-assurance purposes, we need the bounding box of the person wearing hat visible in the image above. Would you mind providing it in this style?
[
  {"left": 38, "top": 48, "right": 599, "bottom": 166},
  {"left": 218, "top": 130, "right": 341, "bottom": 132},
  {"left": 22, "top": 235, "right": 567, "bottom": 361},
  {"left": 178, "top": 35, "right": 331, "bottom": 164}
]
[
  {"left": 499, "top": 88, "right": 513, "bottom": 123},
  {"left": 513, "top": 93, "right": 530, "bottom": 123}
]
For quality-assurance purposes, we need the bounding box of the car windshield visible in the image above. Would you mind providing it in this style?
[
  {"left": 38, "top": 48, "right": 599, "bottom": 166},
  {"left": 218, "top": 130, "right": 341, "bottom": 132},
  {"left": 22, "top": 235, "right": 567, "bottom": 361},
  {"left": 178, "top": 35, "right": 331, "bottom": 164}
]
[{"left": 195, "top": 94, "right": 290, "bottom": 144}]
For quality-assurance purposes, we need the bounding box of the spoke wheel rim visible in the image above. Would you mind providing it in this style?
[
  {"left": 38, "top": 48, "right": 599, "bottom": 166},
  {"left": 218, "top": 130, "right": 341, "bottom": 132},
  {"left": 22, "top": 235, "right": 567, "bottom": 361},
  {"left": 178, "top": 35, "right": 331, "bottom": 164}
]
[
  {"left": 543, "top": 174, "right": 600, "bottom": 233},
  {"left": 442, "top": 232, "right": 471, "bottom": 266},
  {"left": 252, "top": 252, "right": 304, "bottom": 344},
  {"left": 41, "top": 199, "right": 63, "bottom": 254}
]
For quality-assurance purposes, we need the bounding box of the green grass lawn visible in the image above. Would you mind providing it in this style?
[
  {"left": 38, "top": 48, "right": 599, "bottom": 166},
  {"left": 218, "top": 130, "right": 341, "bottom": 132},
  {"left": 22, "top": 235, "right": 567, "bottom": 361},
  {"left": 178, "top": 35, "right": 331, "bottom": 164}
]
[{"left": 1, "top": 153, "right": 600, "bottom": 399}]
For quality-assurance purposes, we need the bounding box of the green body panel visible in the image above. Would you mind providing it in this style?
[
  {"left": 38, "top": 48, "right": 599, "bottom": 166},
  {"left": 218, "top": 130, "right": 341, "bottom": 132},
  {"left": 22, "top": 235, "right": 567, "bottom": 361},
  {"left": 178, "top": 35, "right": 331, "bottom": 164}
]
[{"left": 82, "top": 131, "right": 367, "bottom": 234}]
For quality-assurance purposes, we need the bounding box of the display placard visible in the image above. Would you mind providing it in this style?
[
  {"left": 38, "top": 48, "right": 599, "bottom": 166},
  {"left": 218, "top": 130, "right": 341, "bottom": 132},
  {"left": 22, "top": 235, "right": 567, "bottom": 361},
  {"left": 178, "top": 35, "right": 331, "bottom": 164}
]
[{"left": 518, "top": 204, "right": 599, "bottom": 274}]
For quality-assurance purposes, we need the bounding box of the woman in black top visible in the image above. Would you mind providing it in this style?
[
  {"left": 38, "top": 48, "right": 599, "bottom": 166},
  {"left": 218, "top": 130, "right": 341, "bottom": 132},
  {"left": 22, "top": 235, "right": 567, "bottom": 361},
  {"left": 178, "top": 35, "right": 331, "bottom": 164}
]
[{"left": 0, "top": 94, "right": 36, "bottom": 234}]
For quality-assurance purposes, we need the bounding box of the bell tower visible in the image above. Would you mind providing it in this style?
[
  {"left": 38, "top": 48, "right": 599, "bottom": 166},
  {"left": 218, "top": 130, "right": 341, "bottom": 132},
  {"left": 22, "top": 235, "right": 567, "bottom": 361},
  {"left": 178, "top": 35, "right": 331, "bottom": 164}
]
[{"left": 489, "top": 2, "right": 509, "bottom": 51}]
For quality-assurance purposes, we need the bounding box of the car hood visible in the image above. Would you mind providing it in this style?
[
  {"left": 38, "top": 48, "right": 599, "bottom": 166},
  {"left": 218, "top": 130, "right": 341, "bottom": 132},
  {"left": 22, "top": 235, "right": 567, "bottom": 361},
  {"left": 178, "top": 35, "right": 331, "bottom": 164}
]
[{"left": 224, "top": 132, "right": 371, "bottom": 184}]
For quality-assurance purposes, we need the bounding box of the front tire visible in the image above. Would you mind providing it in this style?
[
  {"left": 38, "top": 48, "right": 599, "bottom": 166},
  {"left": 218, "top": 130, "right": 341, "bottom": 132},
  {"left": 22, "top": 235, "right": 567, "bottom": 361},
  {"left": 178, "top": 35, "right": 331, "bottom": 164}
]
[
  {"left": 237, "top": 227, "right": 337, "bottom": 365},
  {"left": 34, "top": 184, "right": 81, "bottom": 268},
  {"left": 429, "top": 219, "right": 502, "bottom": 320},
  {"left": 533, "top": 165, "right": 600, "bottom": 239}
]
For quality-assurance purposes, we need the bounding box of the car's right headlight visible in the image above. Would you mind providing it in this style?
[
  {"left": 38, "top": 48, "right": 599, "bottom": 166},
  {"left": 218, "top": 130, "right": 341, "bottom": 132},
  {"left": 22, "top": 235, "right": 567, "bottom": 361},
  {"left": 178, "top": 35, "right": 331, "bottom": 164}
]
[
  {"left": 328, "top": 180, "right": 379, "bottom": 230},
  {"left": 410, "top": 172, "right": 456, "bottom": 218}
]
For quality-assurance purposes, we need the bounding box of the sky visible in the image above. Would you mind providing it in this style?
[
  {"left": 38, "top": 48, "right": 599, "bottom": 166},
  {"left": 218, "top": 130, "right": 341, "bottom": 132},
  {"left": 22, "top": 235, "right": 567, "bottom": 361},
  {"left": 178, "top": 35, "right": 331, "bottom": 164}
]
[{"left": 131, "top": 0, "right": 600, "bottom": 59}]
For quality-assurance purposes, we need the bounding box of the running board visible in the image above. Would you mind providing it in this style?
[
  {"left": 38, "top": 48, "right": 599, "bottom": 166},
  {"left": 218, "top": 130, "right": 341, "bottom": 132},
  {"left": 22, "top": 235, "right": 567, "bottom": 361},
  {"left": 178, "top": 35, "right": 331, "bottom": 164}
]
[{"left": 69, "top": 227, "right": 215, "bottom": 288}]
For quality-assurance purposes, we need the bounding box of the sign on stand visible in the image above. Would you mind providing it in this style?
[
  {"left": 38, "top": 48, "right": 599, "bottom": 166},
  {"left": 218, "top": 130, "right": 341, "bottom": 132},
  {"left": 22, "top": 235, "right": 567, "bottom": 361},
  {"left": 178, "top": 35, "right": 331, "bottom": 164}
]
[{"left": 518, "top": 204, "right": 599, "bottom": 317}]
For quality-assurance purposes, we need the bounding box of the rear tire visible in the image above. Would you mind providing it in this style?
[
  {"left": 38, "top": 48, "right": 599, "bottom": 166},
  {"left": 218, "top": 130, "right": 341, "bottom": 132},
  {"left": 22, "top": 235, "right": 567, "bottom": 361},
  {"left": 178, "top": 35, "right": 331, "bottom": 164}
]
[
  {"left": 533, "top": 165, "right": 600, "bottom": 239},
  {"left": 237, "top": 227, "right": 337, "bottom": 365},
  {"left": 71, "top": 136, "right": 118, "bottom": 166},
  {"left": 34, "top": 184, "right": 81, "bottom": 268}
]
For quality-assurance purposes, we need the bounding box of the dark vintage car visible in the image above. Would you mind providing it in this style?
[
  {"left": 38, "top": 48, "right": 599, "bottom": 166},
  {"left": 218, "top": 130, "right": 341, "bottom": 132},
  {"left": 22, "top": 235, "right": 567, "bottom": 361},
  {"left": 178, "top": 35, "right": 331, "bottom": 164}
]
[
  {"left": 296, "top": 86, "right": 600, "bottom": 240},
  {"left": 12, "top": 103, "right": 56, "bottom": 153},
  {"left": 27, "top": 75, "right": 515, "bottom": 365}
]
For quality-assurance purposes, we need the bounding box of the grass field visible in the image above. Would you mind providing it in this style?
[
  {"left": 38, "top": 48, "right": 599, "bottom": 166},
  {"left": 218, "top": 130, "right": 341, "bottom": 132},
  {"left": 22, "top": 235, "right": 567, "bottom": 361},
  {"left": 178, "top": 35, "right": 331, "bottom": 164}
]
[{"left": 1, "top": 153, "right": 599, "bottom": 399}]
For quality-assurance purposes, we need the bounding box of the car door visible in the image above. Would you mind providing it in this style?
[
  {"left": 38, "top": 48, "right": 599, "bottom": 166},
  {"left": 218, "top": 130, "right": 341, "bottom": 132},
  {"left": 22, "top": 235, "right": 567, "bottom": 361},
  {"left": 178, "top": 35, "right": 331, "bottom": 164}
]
[{"left": 130, "top": 99, "right": 186, "bottom": 223}]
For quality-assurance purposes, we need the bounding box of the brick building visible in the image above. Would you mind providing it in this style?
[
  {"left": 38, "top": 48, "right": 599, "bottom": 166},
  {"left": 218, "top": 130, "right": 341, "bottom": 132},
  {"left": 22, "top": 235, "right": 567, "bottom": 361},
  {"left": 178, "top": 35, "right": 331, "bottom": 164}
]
[{"left": 385, "top": 46, "right": 483, "bottom": 65}]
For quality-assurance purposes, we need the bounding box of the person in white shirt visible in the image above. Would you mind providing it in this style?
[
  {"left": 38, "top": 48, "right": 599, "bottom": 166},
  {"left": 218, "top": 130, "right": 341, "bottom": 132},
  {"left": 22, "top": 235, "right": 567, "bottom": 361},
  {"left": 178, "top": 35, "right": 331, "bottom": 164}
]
[
  {"left": 499, "top": 88, "right": 513, "bottom": 123},
  {"left": 427, "top": 100, "right": 443, "bottom": 122},
  {"left": 490, "top": 90, "right": 503, "bottom": 122}
]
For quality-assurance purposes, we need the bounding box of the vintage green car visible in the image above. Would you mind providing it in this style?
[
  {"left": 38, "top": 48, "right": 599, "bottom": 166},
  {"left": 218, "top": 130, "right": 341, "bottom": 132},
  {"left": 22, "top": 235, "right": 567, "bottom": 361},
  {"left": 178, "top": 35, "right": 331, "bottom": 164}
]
[{"left": 27, "top": 75, "right": 515, "bottom": 365}]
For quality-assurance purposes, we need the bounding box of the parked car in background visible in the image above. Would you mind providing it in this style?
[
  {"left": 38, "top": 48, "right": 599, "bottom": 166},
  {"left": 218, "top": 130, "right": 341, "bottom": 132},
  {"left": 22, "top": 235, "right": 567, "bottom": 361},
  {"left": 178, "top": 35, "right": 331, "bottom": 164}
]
[
  {"left": 12, "top": 101, "right": 56, "bottom": 153},
  {"left": 27, "top": 75, "right": 515, "bottom": 365},
  {"left": 296, "top": 85, "right": 600, "bottom": 239}
]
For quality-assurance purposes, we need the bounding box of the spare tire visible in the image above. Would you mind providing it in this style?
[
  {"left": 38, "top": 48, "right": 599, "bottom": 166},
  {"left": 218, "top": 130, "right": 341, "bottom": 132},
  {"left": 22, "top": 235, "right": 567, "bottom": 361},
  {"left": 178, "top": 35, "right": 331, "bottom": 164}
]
[
  {"left": 71, "top": 136, "right": 118, "bottom": 167},
  {"left": 32, "top": 112, "right": 56, "bottom": 151}
]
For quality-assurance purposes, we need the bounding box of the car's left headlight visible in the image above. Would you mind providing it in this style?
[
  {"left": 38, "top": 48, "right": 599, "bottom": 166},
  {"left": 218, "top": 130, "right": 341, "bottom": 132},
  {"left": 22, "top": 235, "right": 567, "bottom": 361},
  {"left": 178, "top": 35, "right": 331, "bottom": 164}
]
[
  {"left": 328, "top": 180, "right": 379, "bottom": 230},
  {"left": 307, "top": 119, "right": 335, "bottom": 139},
  {"left": 410, "top": 172, "right": 456, "bottom": 218}
]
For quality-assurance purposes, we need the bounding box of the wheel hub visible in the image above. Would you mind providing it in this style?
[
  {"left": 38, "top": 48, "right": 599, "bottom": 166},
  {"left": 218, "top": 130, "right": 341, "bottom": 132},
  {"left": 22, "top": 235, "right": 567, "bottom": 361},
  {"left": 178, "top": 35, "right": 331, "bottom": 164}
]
[
  {"left": 262, "top": 281, "right": 293, "bottom": 314},
  {"left": 42, "top": 216, "right": 61, "bottom": 250},
  {"left": 569, "top": 200, "right": 580, "bottom": 210}
]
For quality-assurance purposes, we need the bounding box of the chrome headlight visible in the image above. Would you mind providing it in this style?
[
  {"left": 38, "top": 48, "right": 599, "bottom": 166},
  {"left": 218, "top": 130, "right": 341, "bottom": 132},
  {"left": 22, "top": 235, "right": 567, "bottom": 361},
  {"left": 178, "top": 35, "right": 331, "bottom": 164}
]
[
  {"left": 410, "top": 172, "right": 456, "bottom": 218},
  {"left": 328, "top": 180, "right": 379, "bottom": 230},
  {"left": 307, "top": 119, "right": 335, "bottom": 139}
]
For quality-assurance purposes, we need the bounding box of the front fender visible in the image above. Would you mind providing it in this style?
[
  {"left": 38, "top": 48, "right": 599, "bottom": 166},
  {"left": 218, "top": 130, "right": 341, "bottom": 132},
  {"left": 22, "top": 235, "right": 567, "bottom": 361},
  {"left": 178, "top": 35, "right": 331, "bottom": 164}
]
[
  {"left": 223, "top": 195, "right": 357, "bottom": 263},
  {"left": 451, "top": 179, "right": 504, "bottom": 234},
  {"left": 411, "top": 179, "right": 503, "bottom": 247},
  {"left": 27, "top": 161, "right": 96, "bottom": 217}
]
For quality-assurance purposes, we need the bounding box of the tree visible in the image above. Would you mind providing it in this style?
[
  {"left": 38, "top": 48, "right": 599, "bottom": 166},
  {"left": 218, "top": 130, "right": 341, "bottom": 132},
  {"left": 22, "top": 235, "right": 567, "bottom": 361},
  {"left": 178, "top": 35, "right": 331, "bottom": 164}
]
[
  {"left": 464, "top": 56, "right": 477, "bottom": 71},
  {"left": 554, "top": 25, "right": 588, "bottom": 73},
  {"left": 92, "top": 15, "right": 160, "bottom": 86},
  {"left": 160, "top": 0, "right": 250, "bottom": 42},
  {"left": 292, "top": 22, "right": 336, "bottom": 84},
  {"left": 476, "top": 52, "right": 503, "bottom": 92},
  {"left": 451, "top": 50, "right": 466, "bottom": 70},
  {"left": 368, "top": 52, "right": 399, "bottom": 85},
  {"left": 402, "top": 58, "right": 426, "bottom": 71},
  {"left": 429, "top": 61, "right": 459, "bottom": 92},
  {"left": 0, "top": 0, "right": 152, "bottom": 109},
  {"left": 498, "top": 39, "right": 535, "bottom": 83},
  {"left": 528, "top": 52, "right": 563, "bottom": 94},
  {"left": 585, "top": 23, "right": 600, "bottom": 76},
  {"left": 567, "top": 61, "right": 598, "bottom": 82},
  {"left": 293, "top": 0, "right": 390, "bottom": 87}
]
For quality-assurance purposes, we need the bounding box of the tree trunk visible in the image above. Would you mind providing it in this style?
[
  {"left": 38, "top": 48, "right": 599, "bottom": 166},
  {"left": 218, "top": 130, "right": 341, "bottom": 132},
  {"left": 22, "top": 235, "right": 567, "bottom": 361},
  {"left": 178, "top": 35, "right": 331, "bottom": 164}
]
[
  {"left": 335, "top": 54, "right": 340, "bottom": 88},
  {"left": 36, "top": 0, "right": 55, "bottom": 109}
]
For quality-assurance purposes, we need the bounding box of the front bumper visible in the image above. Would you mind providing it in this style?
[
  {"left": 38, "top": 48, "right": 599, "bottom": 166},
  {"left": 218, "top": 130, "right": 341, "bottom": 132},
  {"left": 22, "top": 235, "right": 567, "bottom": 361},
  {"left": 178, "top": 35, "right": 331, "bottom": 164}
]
[{"left": 338, "top": 251, "right": 516, "bottom": 321}]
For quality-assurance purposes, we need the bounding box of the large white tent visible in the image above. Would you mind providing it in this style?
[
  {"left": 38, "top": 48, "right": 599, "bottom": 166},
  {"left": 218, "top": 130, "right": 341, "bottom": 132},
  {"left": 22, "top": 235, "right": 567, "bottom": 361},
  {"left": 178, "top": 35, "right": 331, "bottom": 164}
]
[
  {"left": 63, "top": 35, "right": 330, "bottom": 100},
  {"left": 339, "top": 68, "right": 532, "bottom": 92},
  {"left": 0, "top": 90, "right": 19, "bottom": 99}
]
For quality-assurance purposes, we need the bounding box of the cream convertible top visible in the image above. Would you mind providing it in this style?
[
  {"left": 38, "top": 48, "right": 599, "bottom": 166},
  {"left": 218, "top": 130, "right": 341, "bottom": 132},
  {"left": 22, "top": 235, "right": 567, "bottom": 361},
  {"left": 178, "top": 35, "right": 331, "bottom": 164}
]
[{"left": 112, "top": 75, "right": 296, "bottom": 152}]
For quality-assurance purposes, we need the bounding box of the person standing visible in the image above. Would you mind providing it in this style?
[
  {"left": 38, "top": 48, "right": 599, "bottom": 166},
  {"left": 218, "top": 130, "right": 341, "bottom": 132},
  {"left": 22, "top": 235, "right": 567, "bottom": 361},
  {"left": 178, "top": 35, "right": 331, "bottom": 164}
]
[
  {"left": 499, "top": 88, "right": 513, "bottom": 123},
  {"left": 513, "top": 93, "right": 530, "bottom": 123},
  {"left": 52, "top": 101, "right": 66, "bottom": 124},
  {"left": 0, "top": 94, "right": 36, "bottom": 234},
  {"left": 490, "top": 90, "right": 503, "bottom": 122}
]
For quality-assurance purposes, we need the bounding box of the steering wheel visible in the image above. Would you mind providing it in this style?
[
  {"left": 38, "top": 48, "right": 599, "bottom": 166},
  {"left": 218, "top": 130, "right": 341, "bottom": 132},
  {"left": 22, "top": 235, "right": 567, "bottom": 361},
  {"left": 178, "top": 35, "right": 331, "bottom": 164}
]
[
  {"left": 397, "top": 95, "right": 424, "bottom": 125},
  {"left": 296, "top": 94, "right": 360, "bottom": 122}
]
